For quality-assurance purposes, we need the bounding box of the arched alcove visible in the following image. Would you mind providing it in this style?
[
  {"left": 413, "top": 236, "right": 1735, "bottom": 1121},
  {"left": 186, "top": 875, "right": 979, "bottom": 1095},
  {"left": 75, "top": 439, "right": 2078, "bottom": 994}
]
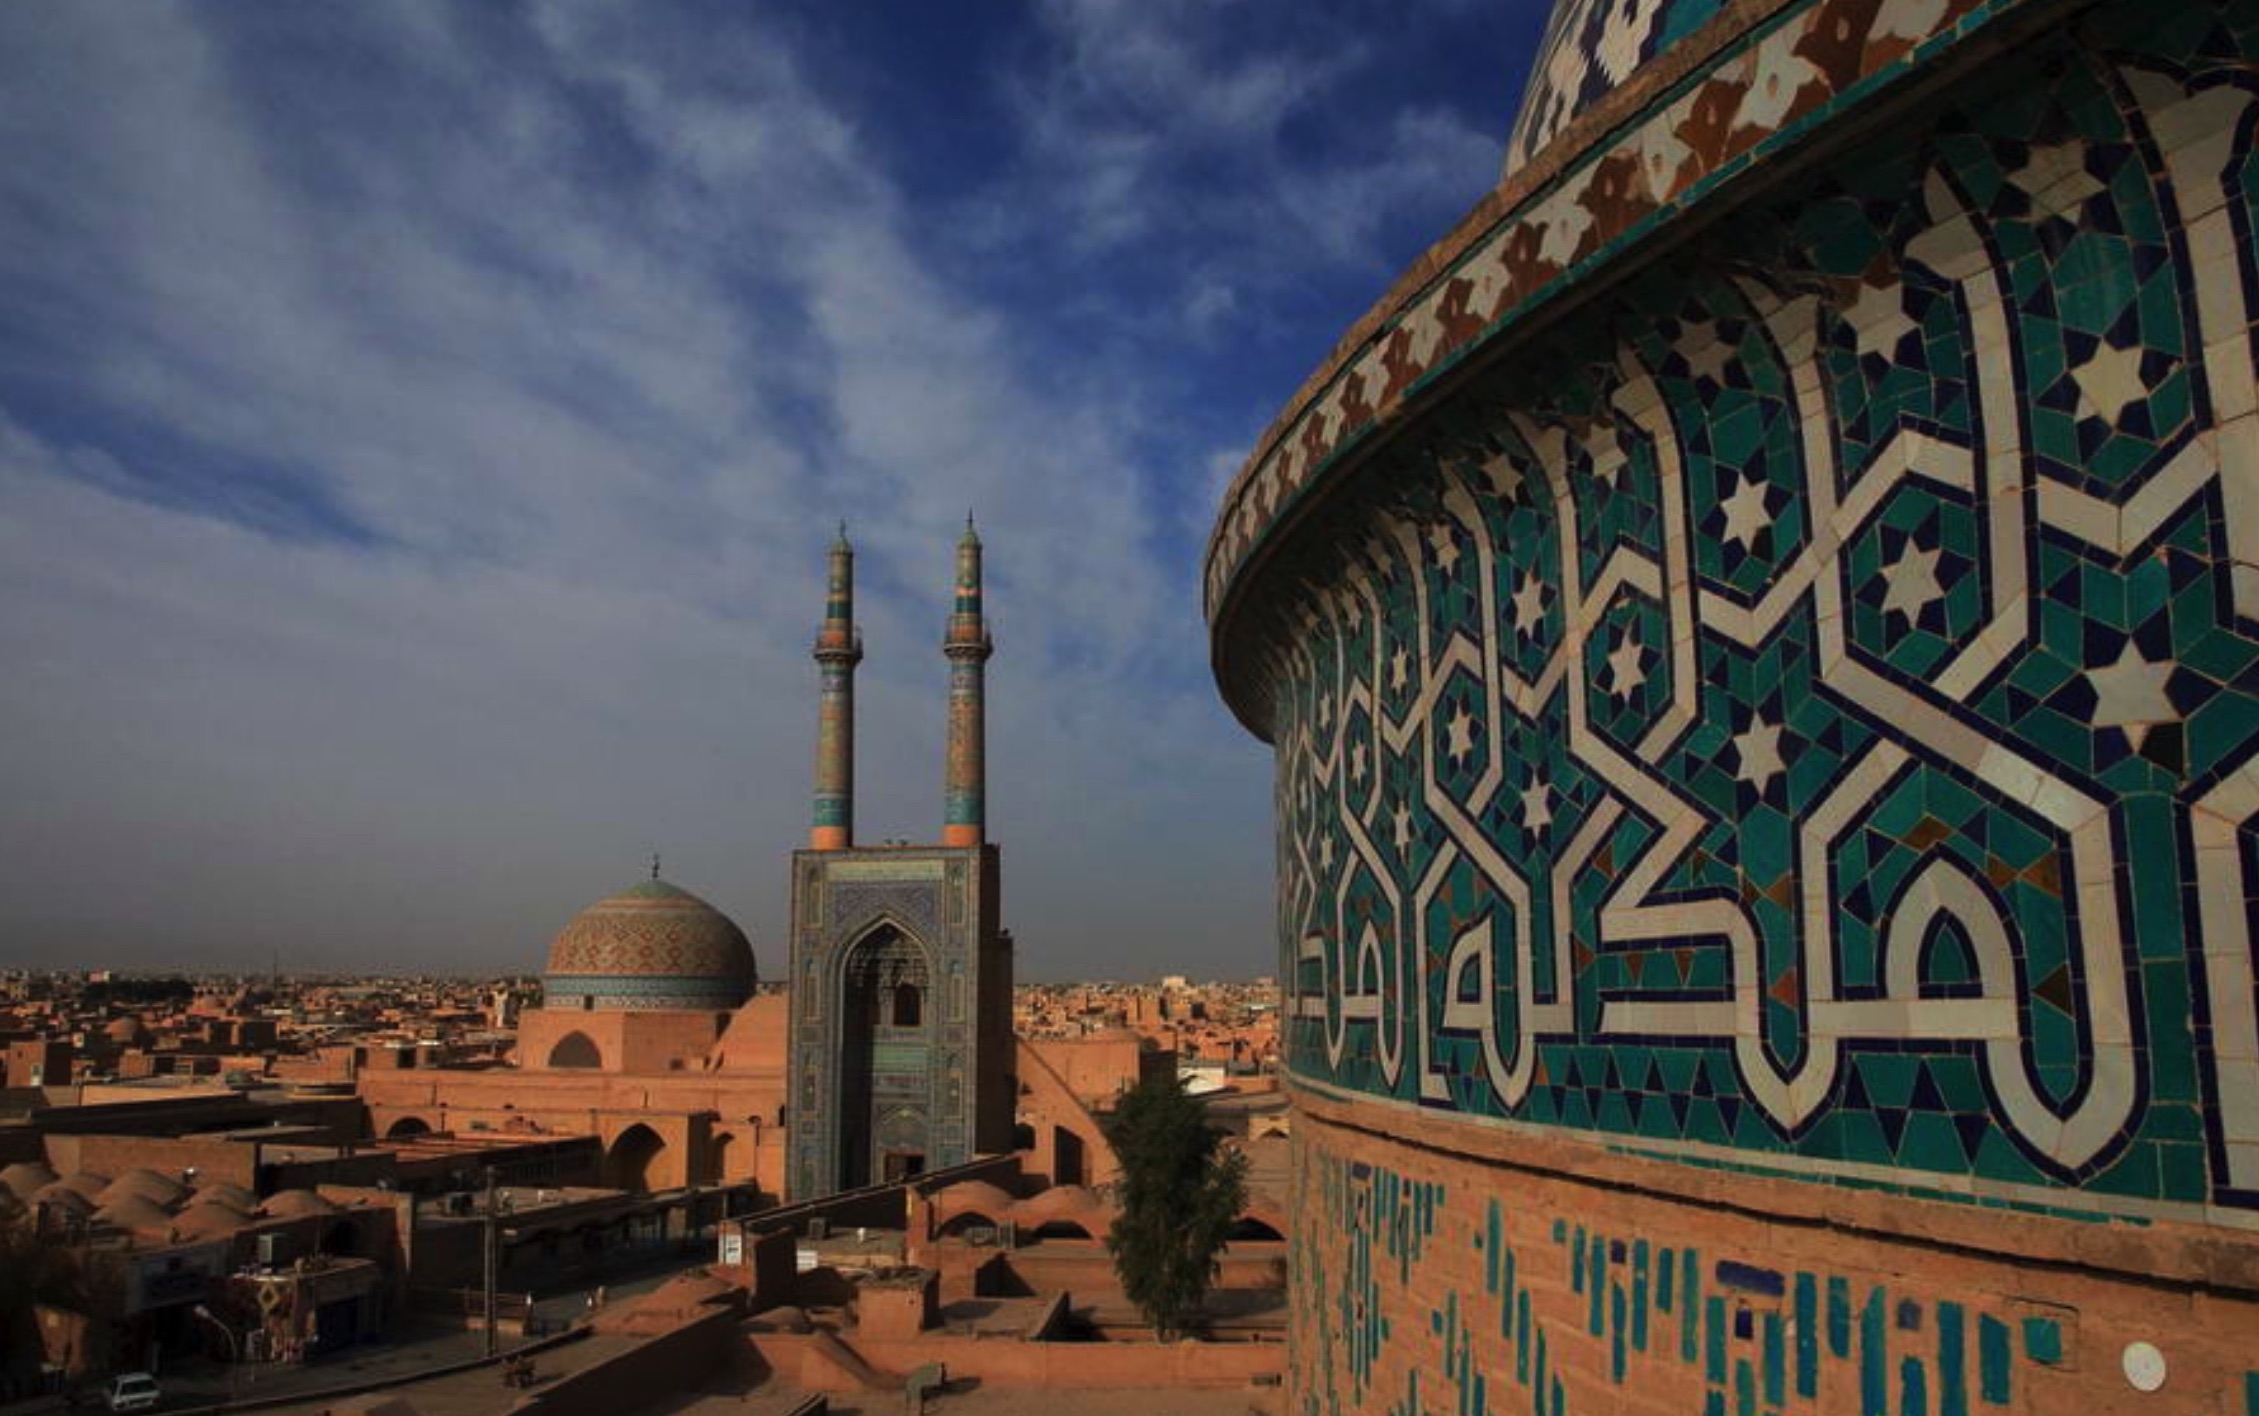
[
  {"left": 606, "top": 1124, "right": 666, "bottom": 1192},
  {"left": 548, "top": 1031, "right": 602, "bottom": 1069}
]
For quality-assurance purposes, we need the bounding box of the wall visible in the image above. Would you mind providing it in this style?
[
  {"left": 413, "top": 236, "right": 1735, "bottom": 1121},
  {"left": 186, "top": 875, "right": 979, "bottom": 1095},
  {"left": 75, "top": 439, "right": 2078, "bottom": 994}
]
[
  {"left": 1292, "top": 1096, "right": 2259, "bottom": 1416},
  {"left": 509, "top": 1305, "right": 740, "bottom": 1416},
  {"left": 1202, "top": 0, "right": 2259, "bottom": 1409},
  {"left": 750, "top": 1329, "right": 1283, "bottom": 1391}
]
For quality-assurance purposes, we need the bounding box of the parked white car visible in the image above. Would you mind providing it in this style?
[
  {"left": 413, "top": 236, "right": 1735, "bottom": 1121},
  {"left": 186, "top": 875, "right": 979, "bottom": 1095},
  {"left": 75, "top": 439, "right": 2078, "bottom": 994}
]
[{"left": 105, "top": 1372, "right": 161, "bottom": 1412}]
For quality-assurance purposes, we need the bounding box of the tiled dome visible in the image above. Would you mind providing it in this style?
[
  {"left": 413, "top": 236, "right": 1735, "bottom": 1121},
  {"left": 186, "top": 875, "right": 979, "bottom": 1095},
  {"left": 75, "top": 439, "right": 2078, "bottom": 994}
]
[
  {"left": 1506, "top": 0, "right": 1725, "bottom": 176},
  {"left": 543, "top": 877, "right": 756, "bottom": 1012}
]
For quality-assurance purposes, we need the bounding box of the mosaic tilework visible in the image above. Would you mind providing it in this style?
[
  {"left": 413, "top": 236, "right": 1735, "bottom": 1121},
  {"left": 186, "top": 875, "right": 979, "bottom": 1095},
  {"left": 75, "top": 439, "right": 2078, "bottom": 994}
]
[
  {"left": 1237, "top": 4, "right": 2259, "bottom": 1221},
  {"left": 543, "top": 877, "right": 756, "bottom": 1010},
  {"left": 1293, "top": 1145, "right": 2104, "bottom": 1416},
  {"left": 1207, "top": 0, "right": 2005, "bottom": 618},
  {"left": 1507, "top": 0, "right": 1729, "bottom": 177}
]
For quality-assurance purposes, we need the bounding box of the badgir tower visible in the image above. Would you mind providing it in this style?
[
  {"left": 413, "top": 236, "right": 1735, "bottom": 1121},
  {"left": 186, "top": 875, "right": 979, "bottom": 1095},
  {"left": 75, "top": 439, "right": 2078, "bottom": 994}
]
[{"left": 1206, "top": 0, "right": 2259, "bottom": 1411}]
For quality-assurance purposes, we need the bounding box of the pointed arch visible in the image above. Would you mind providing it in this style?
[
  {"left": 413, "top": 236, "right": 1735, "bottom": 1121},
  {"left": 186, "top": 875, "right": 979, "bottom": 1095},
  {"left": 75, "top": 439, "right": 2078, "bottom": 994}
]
[{"left": 548, "top": 1031, "right": 602, "bottom": 1069}]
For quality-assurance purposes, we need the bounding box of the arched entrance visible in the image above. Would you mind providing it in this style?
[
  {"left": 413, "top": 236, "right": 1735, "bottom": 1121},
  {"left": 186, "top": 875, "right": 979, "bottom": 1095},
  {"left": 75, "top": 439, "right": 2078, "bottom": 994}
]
[
  {"left": 838, "top": 924, "right": 931, "bottom": 1189},
  {"left": 548, "top": 1031, "right": 602, "bottom": 1068},
  {"left": 606, "top": 1124, "right": 667, "bottom": 1191},
  {"left": 384, "top": 1115, "right": 433, "bottom": 1140}
]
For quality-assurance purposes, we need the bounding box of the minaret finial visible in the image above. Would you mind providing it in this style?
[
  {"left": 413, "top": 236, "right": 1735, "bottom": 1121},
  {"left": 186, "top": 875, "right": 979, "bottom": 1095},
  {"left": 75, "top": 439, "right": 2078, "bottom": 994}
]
[{"left": 651, "top": 852, "right": 661, "bottom": 881}]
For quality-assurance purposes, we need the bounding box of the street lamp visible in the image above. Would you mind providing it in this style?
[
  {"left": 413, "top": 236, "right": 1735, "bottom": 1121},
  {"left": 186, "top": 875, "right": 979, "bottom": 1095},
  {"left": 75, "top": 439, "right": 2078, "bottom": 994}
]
[{"left": 190, "top": 1306, "right": 243, "bottom": 1403}]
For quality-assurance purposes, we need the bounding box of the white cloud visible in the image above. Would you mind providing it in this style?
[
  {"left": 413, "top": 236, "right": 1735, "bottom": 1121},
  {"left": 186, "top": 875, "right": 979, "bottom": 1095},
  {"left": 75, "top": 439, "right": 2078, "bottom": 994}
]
[{"left": 0, "top": 2, "right": 1273, "bottom": 978}]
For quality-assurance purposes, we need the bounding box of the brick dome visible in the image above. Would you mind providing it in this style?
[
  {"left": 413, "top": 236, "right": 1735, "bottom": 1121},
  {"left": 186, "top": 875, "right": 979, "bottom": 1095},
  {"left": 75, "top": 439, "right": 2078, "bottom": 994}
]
[{"left": 543, "top": 877, "right": 756, "bottom": 1012}]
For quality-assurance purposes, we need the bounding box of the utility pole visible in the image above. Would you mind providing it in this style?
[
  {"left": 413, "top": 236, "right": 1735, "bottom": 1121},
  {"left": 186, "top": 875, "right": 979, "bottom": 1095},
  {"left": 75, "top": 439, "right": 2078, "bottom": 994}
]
[{"left": 481, "top": 1166, "right": 499, "bottom": 1358}]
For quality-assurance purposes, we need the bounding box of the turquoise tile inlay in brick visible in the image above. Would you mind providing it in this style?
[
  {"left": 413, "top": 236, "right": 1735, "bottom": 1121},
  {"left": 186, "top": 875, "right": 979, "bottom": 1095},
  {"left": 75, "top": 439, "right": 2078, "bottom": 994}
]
[
  {"left": 1978, "top": 1314, "right": 2011, "bottom": 1406},
  {"left": 1938, "top": 1302, "right": 1967, "bottom": 1416},
  {"left": 1796, "top": 1273, "right": 1820, "bottom": 1398},
  {"left": 2022, "top": 1315, "right": 2063, "bottom": 1366}
]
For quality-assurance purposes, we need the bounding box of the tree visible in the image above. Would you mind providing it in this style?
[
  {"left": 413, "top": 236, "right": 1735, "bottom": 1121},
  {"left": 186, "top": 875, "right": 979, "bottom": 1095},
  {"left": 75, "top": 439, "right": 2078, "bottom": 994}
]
[{"left": 1103, "top": 1073, "right": 1249, "bottom": 1341}]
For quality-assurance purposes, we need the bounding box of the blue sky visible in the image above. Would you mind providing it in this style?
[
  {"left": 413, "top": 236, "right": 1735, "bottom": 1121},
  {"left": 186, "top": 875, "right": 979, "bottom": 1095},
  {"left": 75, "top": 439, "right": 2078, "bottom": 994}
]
[{"left": 0, "top": 1, "right": 1546, "bottom": 980}]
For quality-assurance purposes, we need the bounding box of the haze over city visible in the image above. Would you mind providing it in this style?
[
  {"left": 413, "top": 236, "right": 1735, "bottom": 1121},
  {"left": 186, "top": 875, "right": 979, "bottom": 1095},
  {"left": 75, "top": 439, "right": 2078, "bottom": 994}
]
[{"left": 0, "top": 2, "right": 1547, "bottom": 979}]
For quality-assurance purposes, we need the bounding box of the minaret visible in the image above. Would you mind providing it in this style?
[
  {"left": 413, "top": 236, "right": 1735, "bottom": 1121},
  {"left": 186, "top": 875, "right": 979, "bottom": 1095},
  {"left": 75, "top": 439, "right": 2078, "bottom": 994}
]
[
  {"left": 942, "top": 515, "right": 993, "bottom": 847},
  {"left": 811, "top": 524, "right": 861, "bottom": 851}
]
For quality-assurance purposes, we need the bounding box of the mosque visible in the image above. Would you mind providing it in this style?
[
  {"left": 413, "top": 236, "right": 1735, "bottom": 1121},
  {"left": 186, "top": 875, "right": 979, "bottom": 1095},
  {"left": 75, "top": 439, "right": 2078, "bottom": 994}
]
[
  {"left": 1205, "top": 0, "right": 2259, "bottom": 1411},
  {"left": 360, "top": 522, "right": 1094, "bottom": 1204}
]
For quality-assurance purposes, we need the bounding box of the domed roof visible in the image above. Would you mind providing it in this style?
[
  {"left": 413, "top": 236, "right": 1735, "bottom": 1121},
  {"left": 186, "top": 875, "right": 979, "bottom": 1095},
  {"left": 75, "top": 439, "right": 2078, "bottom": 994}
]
[
  {"left": 171, "top": 1201, "right": 253, "bottom": 1238},
  {"left": 0, "top": 1162, "right": 59, "bottom": 1198},
  {"left": 93, "top": 1194, "right": 175, "bottom": 1235},
  {"left": 1505, "top": 1, "right": 1711, "bottom": 175},
  {"left": 544, "top": 877, "right": 756, "bottom": 1012},
  {"left": 260, "top": 1188, "right": 340, "bottom": 1219},
  {"left": 192, "top": 1180, "right": 259, "bottom": 1211},
  {"left": 98, "top": 1169, "right": 188, "bottom": 1210}
]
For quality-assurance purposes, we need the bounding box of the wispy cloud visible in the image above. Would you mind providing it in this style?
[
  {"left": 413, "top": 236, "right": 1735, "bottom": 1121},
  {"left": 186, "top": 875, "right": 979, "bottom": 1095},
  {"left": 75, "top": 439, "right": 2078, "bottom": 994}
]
[{"left": 0, "top": 0, "right": 1533, "bottom": 978}]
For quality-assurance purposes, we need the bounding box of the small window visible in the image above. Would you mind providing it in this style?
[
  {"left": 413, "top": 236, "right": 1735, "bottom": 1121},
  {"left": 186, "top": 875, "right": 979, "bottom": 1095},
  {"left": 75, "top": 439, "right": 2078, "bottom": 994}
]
[{"left": 893, "top": 983, "right": 922, "bottom": 1027}]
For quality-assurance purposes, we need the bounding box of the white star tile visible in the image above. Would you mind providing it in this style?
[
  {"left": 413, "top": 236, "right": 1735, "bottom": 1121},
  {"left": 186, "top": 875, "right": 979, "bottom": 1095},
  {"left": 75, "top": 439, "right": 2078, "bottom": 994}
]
[
  {"left": 1844, "top": 277, "right": 1919, "bottom": 361},
  {"left": 2070, "top": 340, "right": 2148, "bottom": 427},
  {"left": 1733, "top": 715, "right": 1787, "bottom": 790},
  {"left": 1717, "top": 473, "right": 1776, "bottom": 556},
  {"left": 1605, "top": 632, "right": 1648, "bottom": 702},
  {"left": 2008, "top": 138, "right": 2106, "bottom": 221},
  {"left": 1880, "top": 543, "right": 1946, "bottom": 623},
  {"left": 2086, "top": 643, "right": 2179, "bottom": 734},
  {"left": 1511, "top": 570, "right": 1549, "bottom": 640},
  {"left": 1430, "top": 523, "right": 1462, "bottom": 574},
  {"left": 1445, "top": 705, "right": 1478, "bottom": 766}
]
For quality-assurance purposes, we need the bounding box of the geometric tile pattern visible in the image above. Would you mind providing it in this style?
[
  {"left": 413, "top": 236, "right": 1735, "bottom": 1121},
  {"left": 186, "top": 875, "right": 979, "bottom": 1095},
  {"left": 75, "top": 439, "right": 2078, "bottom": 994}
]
[
  {"left": 1208, "top": 0, "right": 2008, "bottom": 617},
  {"left": 1239, "top": 8, "right": 2259, "bottom": 1221},
  {"left": 543, "top": 877, "right": 757, "bottom": 1011},
  {"left": 1506, "top": 0, "right": 1728, "bottom": 179}
]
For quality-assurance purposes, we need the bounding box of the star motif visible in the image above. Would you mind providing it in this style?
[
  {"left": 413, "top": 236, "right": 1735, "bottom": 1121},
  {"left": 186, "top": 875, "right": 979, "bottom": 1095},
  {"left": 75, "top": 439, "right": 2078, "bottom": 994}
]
[
  {"left": 1519, "top": 782, "right": 1552, "bottom": 835},
  {"left": 2007, "top": 138, "right": 2105, "bottom": 221},
  {"left": 1584, "top": 425, "right": 1628, "bottom": 485},
  {"left": 2070, "top": 340, "right": 2148, "bottom": 427},
  {"left": 2085, "top": 642, "right": 2180, "bottom": 747},
  {"left": 1317, "top": 693, "right": 1333, "bottom": 730},
  {"left": 1349, "top": 741, "right": 1369, "bottom": 785},
  {"left": 1733, "top": 715, "right": 1787, "bottom": 791},
  {"left": 1391, "top": 801, "right": 1414, "bottom": 853},
  {"left": 1605, "top": 631, "right": 1647, "bottom": 702},
  {"left": 1843, "top": 277, "right": 1918, "bottom": 361},
  {"left": 1879, "top": 543, "right": 1945, "bottom": 623},
  {"left": 1510, "top": 571, "right": 1549, "bottom": 640},
  {"left": 1430, "top": 523, "right": 1461, "bottom": 574},
  {"left": 1389, "top": 645, "right": 1412, "bottom": 694},
  {"left": 1716, "top": 473, "right": 1775, "bottom": 556},
  {"left": 1317, "top": 832, "right": 1336, "bottom": 874},
  {"left": 1678, "top": 320, "right": 1736, "bottom": 385},
  {"left": 1445, "top": 705, "right": 1478, "bottom": 766}
]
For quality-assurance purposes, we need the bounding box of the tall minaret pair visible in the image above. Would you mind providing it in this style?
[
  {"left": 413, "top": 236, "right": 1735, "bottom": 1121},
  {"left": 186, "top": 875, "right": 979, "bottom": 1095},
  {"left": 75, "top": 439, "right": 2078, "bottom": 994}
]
[{"left": 807, "top": 519, "right": 992, "bottom": 851}]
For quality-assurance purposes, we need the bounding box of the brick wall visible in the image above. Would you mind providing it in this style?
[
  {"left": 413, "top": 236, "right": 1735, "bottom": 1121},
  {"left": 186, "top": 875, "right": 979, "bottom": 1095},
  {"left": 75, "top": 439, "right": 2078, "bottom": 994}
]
[{"left": 1291, "top": 1094, "right": 2259, "bottom": 1416}]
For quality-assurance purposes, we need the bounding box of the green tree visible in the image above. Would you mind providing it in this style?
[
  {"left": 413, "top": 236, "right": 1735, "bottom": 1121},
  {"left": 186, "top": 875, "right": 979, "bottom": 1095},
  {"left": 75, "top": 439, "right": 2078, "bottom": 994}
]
[{"left": 1103, "top": 1073, "right": 1249, "bottom": 1341}]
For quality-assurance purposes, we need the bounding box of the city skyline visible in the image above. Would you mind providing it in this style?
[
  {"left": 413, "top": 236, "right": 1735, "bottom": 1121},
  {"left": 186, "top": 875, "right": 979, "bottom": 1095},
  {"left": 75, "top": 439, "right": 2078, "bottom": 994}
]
[{"left": 0, "top": 3, "right": 1548, "bottom": 980}]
